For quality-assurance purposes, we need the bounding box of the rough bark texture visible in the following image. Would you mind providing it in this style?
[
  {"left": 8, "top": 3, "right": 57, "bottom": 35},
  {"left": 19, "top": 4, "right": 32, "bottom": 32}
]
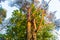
[
  {"left": 27, "top": 22, "right": 31, "bottom": 40},
  {"left": 31, "top": 14, "right": 37, "bottom": 40},
  {"left": 27, "top": 8, "right": 31, "bottom": 40},
  {"left": 32, "top": 19, "right": 37, "bottom": 40}
]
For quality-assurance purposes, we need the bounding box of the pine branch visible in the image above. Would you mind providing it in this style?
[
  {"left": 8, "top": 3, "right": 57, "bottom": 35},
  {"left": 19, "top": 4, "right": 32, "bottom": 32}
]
[{"left": 37, "top": 10, "right": 45, "bottom": 32}]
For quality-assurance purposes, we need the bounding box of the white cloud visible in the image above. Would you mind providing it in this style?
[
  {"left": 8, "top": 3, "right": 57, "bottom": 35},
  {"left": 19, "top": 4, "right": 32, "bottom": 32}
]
[
  {"left": 1, "top": 0, "right": 18, "bottom": 19},
  {"left": 48, "top": 0, "right": 60, "bottom": 19}
]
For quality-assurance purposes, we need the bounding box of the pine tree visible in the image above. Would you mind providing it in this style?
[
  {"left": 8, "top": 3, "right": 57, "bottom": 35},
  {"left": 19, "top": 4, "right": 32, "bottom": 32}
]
[{"left": 4, "top": 3, "right": 56, "bottom": 40}]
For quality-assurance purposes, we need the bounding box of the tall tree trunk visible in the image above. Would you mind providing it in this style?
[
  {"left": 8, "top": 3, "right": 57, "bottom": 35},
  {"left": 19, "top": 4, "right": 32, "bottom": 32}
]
[
  {"left": 27, "top": 8, "right": 31, "bottom": 40},
  {"left": 31, "top": 14, "right": 37, "bottom": 40},
  {"left": 32, "top": 19, "right": 37, "bottom": 40}
]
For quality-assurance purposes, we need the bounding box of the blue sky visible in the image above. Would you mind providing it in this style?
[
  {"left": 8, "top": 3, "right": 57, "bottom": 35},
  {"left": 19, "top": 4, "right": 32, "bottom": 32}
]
[
  {"left": 0, "top": 0, "right": 19, "bottom": 19},
  {"left": 48, "top": 0, "right": 60, "bottom": 19},
  {"left": 0, "top": 0, "right": 60, "bottom": 20}
]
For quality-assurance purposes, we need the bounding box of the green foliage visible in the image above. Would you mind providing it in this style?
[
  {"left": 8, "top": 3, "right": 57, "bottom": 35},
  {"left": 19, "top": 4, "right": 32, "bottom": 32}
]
[
  {"left": 0, "top": 8, "right": 6, "bottom": 17},
  {"left": 5, "top": 9, "right": 27, "bottom": 40},
  {"left": 37, "top": 23, "right": 55, "bottom": 40},
  {"left": 4, "top": 4, "right": 56, "bottom": 40},
  {"left": 31, "top": 4, "right": 42, "bottom": 27},
  {"left": 0, "top": 8, "right": 6, "bottom": 23}
]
